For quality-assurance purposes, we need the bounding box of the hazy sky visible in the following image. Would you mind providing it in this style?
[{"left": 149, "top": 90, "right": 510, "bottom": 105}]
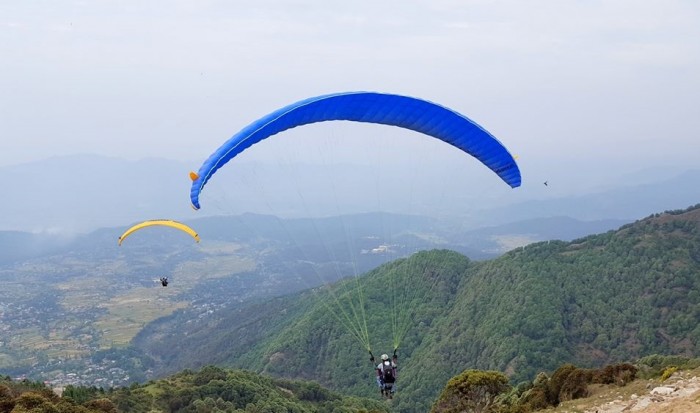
[{"left": 2, "top": 0, "right": 699, "bottom": 177}]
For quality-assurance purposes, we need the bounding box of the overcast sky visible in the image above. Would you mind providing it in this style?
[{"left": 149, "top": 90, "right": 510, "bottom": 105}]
[{"left": 2, "top": 0, "right": 699, "bottom": 180}]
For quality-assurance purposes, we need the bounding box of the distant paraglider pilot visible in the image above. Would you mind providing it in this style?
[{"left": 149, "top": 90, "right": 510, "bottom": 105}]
[
  {"left": 370, "top": 351, "right": 398, "bottom": 398},
  {"left": 159, "top": 277, "right": 169, "bottom": 287}
]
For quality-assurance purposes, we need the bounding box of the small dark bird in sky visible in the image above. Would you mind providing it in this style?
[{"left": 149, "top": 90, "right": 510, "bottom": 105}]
[{"left": 543, "top": 181, "right": 548, "bottom": 186}]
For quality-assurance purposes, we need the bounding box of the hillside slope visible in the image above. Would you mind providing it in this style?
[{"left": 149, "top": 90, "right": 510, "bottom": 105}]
[
  {"left": 552, "top": 367, "right": 700, "bottom": 413},
  {"left": 136, "top": 203, "right": 700, "bottom": 412}
]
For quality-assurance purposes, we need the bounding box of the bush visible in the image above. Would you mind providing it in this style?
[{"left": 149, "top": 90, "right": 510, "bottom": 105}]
[
  {"left": 495, "top": 362, "right": 638, "bottom": 413},
  {"left": 13, "top": 391, "right": 58, "bottom": 412},
  {"left": 591, "top": 363, "right": 637, "bottom": 386},
  {"left": 546, "top": 364, "right": 577, "bottom": 405},
  {"left": 636, "top": 355, "right": 700, "bottom": 378},
  {"left": 558, "top": 369, "right": 590, "bottom": 401},
  {"left": 661, "top": 366, "right": 678, "bottom": 382},
  {"left": 83, "top": 398, "right": 117, "bottom": 413},
  {"left": 431, "top": 370, "right": 510, "bottom": 413},
  {"left": 520, "top": 387, "right": 549, "bottom": 412}
]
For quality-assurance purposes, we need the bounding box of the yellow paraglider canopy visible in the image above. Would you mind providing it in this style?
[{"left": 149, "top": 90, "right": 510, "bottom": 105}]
[{"left": 118, "top": 219, "right": 200, "bottom": 246}]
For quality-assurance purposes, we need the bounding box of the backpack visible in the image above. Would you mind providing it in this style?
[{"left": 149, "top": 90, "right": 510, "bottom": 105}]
[{"left": 380, "top": 361, "right": 395, "bottom": 383}]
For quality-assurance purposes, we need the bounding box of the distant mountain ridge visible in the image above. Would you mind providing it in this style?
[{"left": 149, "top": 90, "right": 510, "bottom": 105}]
[
  {"left": 0, "top": 211, "right": 630, "bottom": 265},
  {"left": 132, "top": 203, "right": 700, "bottom": 412},
  {"left": 450, "top": 215, "right": 632, "bottom": 253},
  {"left": 475, "top": 169, "right": 700, "bottom": 225},
  {"left": 1, "top": 154, "right": 698, "bottom": 233},
  {"left": 0, "top": 155, "right": 195, "bottom": 232}
]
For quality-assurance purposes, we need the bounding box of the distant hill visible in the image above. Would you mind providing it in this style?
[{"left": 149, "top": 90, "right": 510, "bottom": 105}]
[
  {"left": 461, "top": 216, "right": 630, "bottom": 240},
  {"left": 474, "top": 169, "right": 700, "bottom": 225},
  {"left": 1, "top": 154, "right": 698, "bottom": 233},
  {"left": 0, "top": 155, "right": 200, "bottom": 232},
  {"left": 133, "top": 203, "right": 700, "bottom": 412},
  {"left": 452, "top": 216, "right": 631, "bottom": 253},
  {"left": 0, "top": 231, "right": 78, "bottom": 264},
  {"left": 0, "top": 211, "right": 633, "bottom": 267}
]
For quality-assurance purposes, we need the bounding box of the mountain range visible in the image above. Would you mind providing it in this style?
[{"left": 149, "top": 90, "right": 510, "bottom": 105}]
[
  {"left": 130, "top": 203, "right": 700, "bottom": 412},
  {"left": 1, "top": 154, "right": 698, "bottom": 233},
  {"left": 2, "top": 153, "right": 700, "bottom": 411}
]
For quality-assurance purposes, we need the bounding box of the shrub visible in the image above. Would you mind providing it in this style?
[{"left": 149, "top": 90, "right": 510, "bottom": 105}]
[
  {"left": 661, "top": 366, "right": 678, "bottom": 382},
  {"left": 558, "top": 369, "right": 590, "bottom": 401},
  {"left": 83, "top": 398, "right": 117, "bottom": 413},
  {"left": 431, "top": 370, "right": 510, "bottom": 413},
  {"left": 591, "top": 363, "right": 637, "bottom": 386},
  {"left": 521, "top": 387, "right": 549, "bottom": 412},
  {"left": 636, "top": 355, "right": 699, "bottom": 378},
  {"left": 546, "top": 364, "right": 577, "bottom": 405}
]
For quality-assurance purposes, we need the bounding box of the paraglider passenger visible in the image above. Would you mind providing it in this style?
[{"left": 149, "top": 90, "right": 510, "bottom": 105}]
[
  {"left": 370, "top": 352, "right": 397, "bottom": 398},
  {"left": 160, "top": 277, "right": 168, "bottom": 287}
]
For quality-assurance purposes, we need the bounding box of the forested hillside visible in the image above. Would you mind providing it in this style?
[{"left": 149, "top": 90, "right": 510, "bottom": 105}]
[
  {"left": 0, "top": 367, "right": 388, "bottom": 413},
  {"left": 135, "top": 204, "right": 700, "bottom": 412}
]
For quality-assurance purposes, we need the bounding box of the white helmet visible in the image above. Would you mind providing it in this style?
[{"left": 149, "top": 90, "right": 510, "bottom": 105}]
[{"left": 381, "top": 354, "right": 389, "bottom": 361}]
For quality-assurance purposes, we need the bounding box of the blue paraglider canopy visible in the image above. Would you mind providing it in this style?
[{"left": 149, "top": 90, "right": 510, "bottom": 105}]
[{"left": 190, "top": 91, "right": 521, "bottom": 210}]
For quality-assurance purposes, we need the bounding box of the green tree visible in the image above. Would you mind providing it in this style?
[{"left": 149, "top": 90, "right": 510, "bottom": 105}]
[
  {"left": 11, "top": 391, "right": 59, "bottom": 413},
  {"left": 431, "top": 370, "right": 509, "bottom": 413}
]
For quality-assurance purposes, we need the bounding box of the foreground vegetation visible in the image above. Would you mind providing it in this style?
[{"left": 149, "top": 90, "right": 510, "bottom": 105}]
[
  {"left": 3, "top": 355, "right": 697, "bottom": 413},
  {"left": 0, "top": 366, "right": 389, "bottom": 413},
  {"left": 431, "top": 354, "right": 700, "bottom": 412}
]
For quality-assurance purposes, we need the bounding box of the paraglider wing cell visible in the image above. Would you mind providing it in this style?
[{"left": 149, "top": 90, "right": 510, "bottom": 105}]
[{"left": 190, "top": 91, "right": 521, "bottom": 209}]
